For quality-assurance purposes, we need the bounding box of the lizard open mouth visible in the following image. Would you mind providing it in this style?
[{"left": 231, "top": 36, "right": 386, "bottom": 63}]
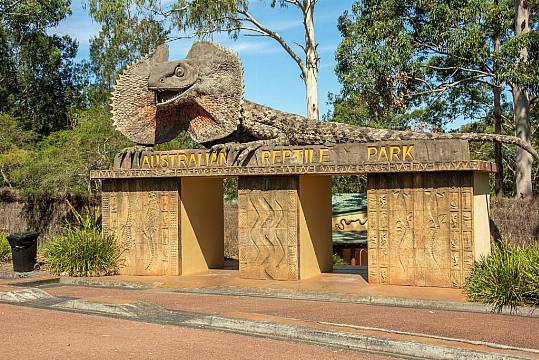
[{"left": 155, "top": 84, "right": 195, "bottom": 107}]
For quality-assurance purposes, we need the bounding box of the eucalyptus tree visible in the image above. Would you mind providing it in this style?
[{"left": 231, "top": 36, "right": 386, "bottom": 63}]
[
  {"left": 334, "top": 0, "right": 539, "bottom": 197},
  {"left": 87, "top": 0, "right": 322, "bottom": 119},
  {"left": 0, "top": 0, "right": 81, "bottom": 135}
]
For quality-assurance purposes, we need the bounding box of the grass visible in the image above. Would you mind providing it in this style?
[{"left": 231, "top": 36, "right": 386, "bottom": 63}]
[
  {"left": 465, "top": 241, "right": 539, "bottom": 312},
  {"left": 43, "top": 201, "right": 123, "bottom": 277},
  {"left": 0, "top": 233, "right": 11, "bottom": 263}
]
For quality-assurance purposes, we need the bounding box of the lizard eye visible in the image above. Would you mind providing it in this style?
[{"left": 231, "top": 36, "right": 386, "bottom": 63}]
[{"left": 174, "top": 66, "right": 185, "bottom": 77}]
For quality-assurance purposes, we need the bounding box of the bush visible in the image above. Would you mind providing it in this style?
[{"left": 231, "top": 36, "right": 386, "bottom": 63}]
[
  {"left": 0, "top": 233, "right": 11, "bottom": 263},
  {"left": 43, "top": 202, "right": 122, "bottom": 277},
  {"left": 465, "top": 241, "right": 539, "bottom": 312},
  {"left": 332, "top": 253, "right": 347, "bottom": 265}
]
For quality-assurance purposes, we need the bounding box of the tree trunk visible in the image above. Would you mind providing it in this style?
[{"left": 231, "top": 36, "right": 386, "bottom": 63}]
[
  {"left": 493, "top": 83, "right": 504, "bottom": 196},
  {"left": 303, "top": 0, "right": 319, "bottom": 120},
  {"left": 492, "top": 29, "right": 504, "bottom": 196},
  {"left": 513, "top": 85, "right": 532, "bottom": 197},
  {"left": 512, "top": 0, "right": 533, "bottom": 198}
]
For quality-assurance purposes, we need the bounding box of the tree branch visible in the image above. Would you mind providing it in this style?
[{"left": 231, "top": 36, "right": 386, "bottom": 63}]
[
  {"left": 238, "top": 9, "right": 306, "bottom": 74},
  {"left": 409, "top": 74, "right": 489, "bottom": 97},
  {"left": 422, "top": 64, "right": 492, "bottom": 77},
  {"left": 0, "top": 166, "right": 12, "bottom": 189}
]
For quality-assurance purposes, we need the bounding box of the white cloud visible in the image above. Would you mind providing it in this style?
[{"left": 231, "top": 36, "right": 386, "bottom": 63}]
[{"left": 228, "top": 41, "right": 281, "bottom": 55}]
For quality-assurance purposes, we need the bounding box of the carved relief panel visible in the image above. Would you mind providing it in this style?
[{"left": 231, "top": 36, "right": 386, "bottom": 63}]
[
  {"left": 367, "top": 172, "right": 474, "bottom": 287},
  {"left": 238, "top": 176, "right": 299, "bottom": 280},
  {"left": 102, "top": 179, "right": 180, "bottom": 275}
]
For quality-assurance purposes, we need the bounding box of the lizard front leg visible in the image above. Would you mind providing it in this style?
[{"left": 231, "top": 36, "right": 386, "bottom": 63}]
[
  {"left": 211, "top": 136, "right": 289, "bottom": 165},
  {"left": 115, "top": 144, "right": 153, "bottom": 168}
]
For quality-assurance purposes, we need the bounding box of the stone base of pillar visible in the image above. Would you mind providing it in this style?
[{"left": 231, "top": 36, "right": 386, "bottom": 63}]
[
  {"left": 101, "top": 178, "right": 223, "bottom": 276},
  {"left": 367, "top": 171, "right": 490, "bottom": 287},
  {"left": 238, "top": 176, "right": 332, "bottom": 280}
]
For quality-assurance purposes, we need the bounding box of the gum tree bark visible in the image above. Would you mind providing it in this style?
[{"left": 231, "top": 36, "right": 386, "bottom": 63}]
[
  {"left": 512, "top": 0, "right": 533, "bottom": 198},
  {"left": 493, "top": 25, "right": 504, "bottom": 196},
  {"left": 303, "top": 0, "right": 319, "bottom": 120}
]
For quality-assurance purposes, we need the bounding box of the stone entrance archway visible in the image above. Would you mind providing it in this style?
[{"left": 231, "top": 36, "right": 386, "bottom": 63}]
[{"left": 92, "top": 139, "right": 493, "bottom": 288}]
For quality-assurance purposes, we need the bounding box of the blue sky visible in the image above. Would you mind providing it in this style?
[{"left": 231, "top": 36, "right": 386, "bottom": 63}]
[{"left": 53, "top": 0, "right": 357, "bottom": 117}]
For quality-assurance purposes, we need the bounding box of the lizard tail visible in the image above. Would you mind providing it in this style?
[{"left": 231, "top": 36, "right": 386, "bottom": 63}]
[
  {"left": 435, "top": 132, "right": 539, "bottom": 161},
  {"left": 330, "top": 123, "right": 539, "bottom": 161}
]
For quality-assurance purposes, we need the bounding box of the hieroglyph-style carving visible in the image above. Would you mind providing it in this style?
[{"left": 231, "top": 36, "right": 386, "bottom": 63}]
[
  {"left": 102, "top": 179, "right": 180, "bottom": 275},
  {"left": 367, "top": 172, "right": 474, "bottom": 287},
  {"left": 238, "top": 176, "right": 299, "bottom": 280}
]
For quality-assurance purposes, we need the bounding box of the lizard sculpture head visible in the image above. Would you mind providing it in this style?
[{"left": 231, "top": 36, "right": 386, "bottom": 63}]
[{"left": 111, "top": 41, "right": 243, "bottom": 145}]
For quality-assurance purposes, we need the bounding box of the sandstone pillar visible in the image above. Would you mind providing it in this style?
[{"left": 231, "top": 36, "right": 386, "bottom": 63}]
[
  {"left": 101, "top": 177, "right": 223, "bottom": 276},
  {"left": 367, "top": 171, "right": 490, "bottom": 287},
  {"left": 238, "top": 176, "right": 332, "bottom": 280}
]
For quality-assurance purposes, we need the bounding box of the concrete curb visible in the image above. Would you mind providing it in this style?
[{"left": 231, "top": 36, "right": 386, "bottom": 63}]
[
  {"left": 59, "top": 276, "right": 153, "bottom": 289},
  {"left": 56, "top": 276, "right": 539, "bottom": 318},
  {"left": 186, "top": 315, "right": 527, "bottom": 360},
  {"left": 0, "top": 288, "right": 54, "bottom": 303},
  {"left": 0, "top": 270, "right": 47, "bottom": 280},
  {"left": 169, "top": 287, "right": 539, "bottom": 318},
  {"left": 53, "top": 299, "right": 165, "bottom": 318}
]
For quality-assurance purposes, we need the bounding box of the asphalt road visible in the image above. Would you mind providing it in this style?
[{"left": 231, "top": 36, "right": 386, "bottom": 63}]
[
  {"left": 0, "top": 303, "right": 392, "bottom": 360},
  {"left": 46, "top": 286, "right": 539, "bottom": 350}
]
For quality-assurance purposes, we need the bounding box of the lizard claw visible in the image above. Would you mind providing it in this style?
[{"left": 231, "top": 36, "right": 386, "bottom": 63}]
[
  {"left": 210, "top": 142, "right": 245, "bottom": 162},
  {"left": 116, "top": 145, "right": 152, "bottom": 168},
  {"left": 234, "top": 143, "right": 263, "bottom": 165}
]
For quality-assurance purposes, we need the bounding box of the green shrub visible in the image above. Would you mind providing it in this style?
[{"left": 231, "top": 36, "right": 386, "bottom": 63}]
[
  {"left": 465, "top": 241, "right": 539, "bottom": 312},
  {"left": 0, "top": 233, "right": 11, "bottom": 263},
  {"left": 43, "top": 201, "right": 122, "bottom": 277},
  {"left": 332, "top": 253, "right": 347, "bottom": 265}
]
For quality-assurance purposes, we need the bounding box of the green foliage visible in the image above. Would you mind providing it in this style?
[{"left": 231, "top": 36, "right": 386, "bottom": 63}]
[
  {"left": 459, "top": 101, "right": 539, "bottom": 195},
  {"left": 10, "top": 107, "right": 131, "bottom": 200},
  {"left": 332, "top": 253, "right": 347, "bottom": 265},
  {"left": 333, "top": 0, "right": 539, "bottom": 128},
  {"left": 87, "top": 0, "right": 168, "bottom": 104},
  {"left": 224, "top": 178, "right": 238, "bottom": 200},
  {"left": 0, "top": 0, "right": 84, "bottom": 135},
  {"left": 465, "top": 241, "right": 539, "bottom": 311},
  {"left": 331, "top": 175, "right": 366, "bottom": 194},
  {"left": 0, "top": 233, "right": 11, "bottom": 263},
  {"left": 43, "top": 201, "right": 123, "bottom": 276}
]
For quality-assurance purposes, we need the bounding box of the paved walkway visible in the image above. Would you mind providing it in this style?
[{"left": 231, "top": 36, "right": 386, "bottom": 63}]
[{"left": 103, "top": 269, "right": 469, "bottom": 302}]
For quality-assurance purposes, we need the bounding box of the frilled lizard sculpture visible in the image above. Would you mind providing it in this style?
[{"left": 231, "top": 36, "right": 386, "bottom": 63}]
[{"left": 111, "top": 41, "right": 539, "bottom": 164}]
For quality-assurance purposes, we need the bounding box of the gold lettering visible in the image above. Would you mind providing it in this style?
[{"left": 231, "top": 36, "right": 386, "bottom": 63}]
[
  {"left": 160, "top": 154, "right": 169, "bottom": 168},
  {"left": 378, "top": 147, "right": 388, "bottom": 161},
  {"left": 209, "top": 152, "right": 218, "bottom": 166},
  {"left": 319, "top": 148, "right": 330, "bottom": 163},
  {"left": 141, "top": 155, "right": 151, "bottom": 168},
  {"left": 178, "top": 154, "right": 187, "bottom": 168},
  {"left": 293, "top": 149, "right": 303, "bottom": 163},
  {"left": 304, "top": 149, "right": 310, "bottom": 163},
  {"left": 272, "top": 150, "right": 281, "bottom": 164},
  {"left": 261, "top": 150, "right": 271, "bottom": 164},
  {"left": 197, "top": 153, "right": 202, "bottom": 166},
  {"left": 167, "top": 154, "right": 175, "bottom": 168},
  {"left": 219, "top": 152, "right": 228, "bottom": 166},
  {"left": 367, "top": 147, "right": 377, "bottom": 160},
  {"left": 403, "top": 145, "right": 415, "bottom": 160},
  {"left": 389, "top": 146, "right": 401, "bottom": 161},
  {"left": 151, "top": 154, "right": 159, "bottom": 167},
  {"left": 188, "top": 153, "right": 199, "bottom": 167},
  {"left": 283, "top": 149, "right": 293, "bottom": 163}
]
